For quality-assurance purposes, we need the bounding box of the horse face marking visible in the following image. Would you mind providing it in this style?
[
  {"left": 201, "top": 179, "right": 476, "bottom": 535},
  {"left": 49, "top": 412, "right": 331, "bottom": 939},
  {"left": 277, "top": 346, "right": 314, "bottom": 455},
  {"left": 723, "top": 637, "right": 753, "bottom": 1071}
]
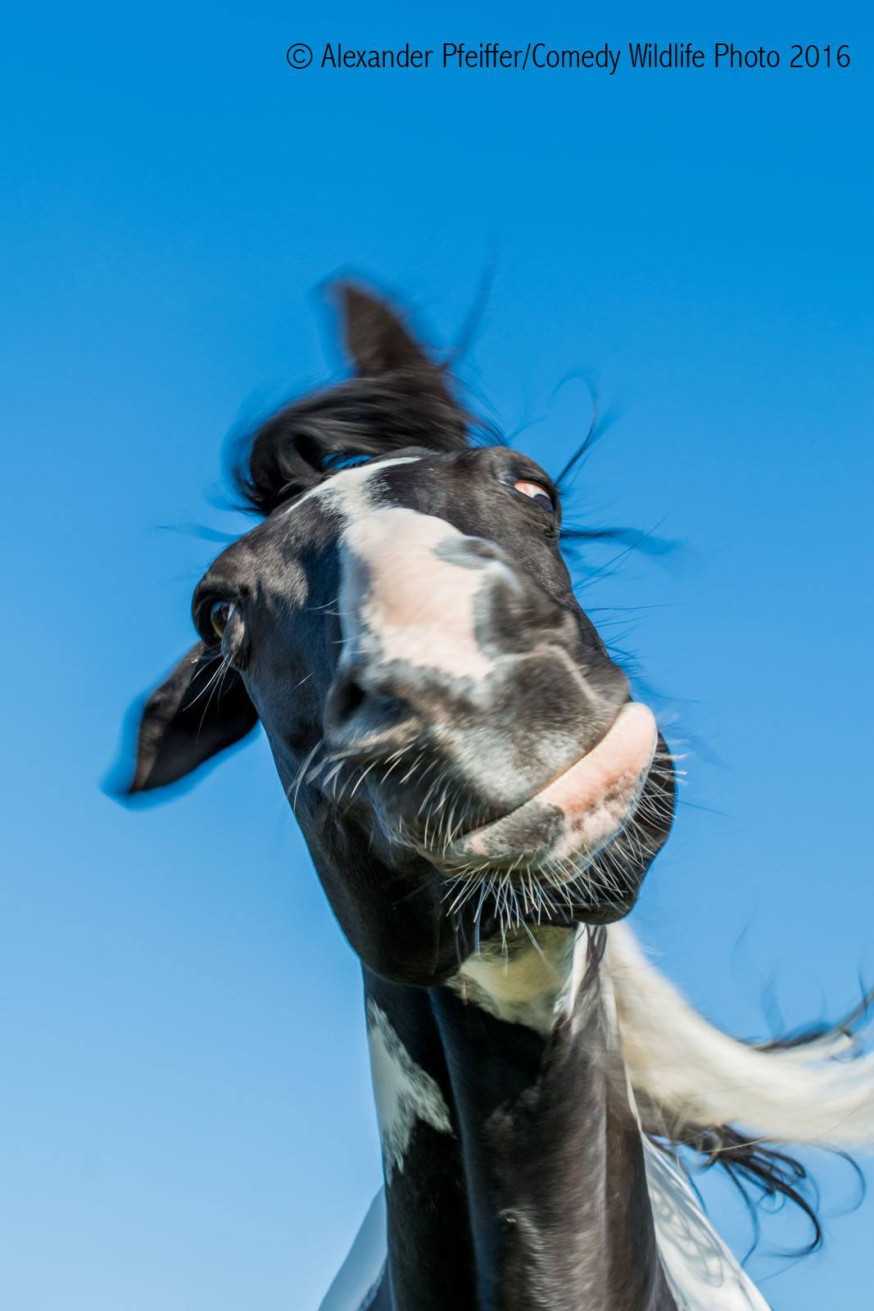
[{"left": 339, "top": 506, "right": 501, "bottom": 683}]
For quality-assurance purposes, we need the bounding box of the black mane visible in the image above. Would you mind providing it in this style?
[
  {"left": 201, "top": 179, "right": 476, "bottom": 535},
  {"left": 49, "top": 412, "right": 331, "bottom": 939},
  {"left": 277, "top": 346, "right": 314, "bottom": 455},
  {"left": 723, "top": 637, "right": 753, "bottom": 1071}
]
[{"left": 234, "top": 372, "right": 472, "bottom": 516}]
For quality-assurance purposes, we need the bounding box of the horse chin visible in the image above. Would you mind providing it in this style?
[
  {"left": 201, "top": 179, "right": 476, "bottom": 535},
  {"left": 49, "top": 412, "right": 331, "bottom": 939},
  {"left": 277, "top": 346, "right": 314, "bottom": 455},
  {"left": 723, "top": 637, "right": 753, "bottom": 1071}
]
[
  {"left": 364, "top": 815, "right": 636, "bottom": 928},
  {"left": 435, "top": 831, "right": 644, "bottom": 930}
]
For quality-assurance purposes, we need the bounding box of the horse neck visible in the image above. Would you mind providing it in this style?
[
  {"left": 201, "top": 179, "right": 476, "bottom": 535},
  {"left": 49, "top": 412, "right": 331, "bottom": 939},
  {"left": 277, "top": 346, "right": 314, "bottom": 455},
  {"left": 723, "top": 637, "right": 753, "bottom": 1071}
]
[{"left": 363, "top": 927, "right": 676, "bottom": 1311}]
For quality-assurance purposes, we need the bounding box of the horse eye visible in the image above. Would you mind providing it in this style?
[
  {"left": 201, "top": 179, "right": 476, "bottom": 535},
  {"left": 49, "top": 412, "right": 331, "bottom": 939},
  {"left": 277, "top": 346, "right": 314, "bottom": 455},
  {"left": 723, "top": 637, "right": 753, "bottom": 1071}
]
[
  {"left": 210, "top": 601, "right": 235, "bottom": 640},
  {"left": 514, "top": 479, "right": 555, "bottom": 512}
]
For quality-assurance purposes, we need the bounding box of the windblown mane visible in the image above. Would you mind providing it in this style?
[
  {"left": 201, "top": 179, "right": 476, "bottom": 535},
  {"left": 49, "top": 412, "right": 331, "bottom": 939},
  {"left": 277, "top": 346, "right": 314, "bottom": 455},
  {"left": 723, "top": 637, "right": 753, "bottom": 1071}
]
[
  {"left": 606, "top": 924, "right": 873, "bottom": 1251},
  {"left": 233, "top": 373, "right": 472, "bottom": 515}
]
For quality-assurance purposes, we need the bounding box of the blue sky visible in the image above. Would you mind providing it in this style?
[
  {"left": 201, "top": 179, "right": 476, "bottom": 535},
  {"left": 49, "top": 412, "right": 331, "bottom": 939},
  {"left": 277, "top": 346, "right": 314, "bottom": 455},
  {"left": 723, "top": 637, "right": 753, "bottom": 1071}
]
[{"left": 2, "top": 0, "right": 872, "bottom": 1306}]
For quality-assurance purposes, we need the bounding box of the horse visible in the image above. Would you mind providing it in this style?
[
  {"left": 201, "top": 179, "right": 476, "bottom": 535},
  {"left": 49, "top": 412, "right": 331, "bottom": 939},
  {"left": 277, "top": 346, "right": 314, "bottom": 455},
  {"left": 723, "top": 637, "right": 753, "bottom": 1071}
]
[{"left": 119, "top": 283, "right": 874, "bottom": 1310}]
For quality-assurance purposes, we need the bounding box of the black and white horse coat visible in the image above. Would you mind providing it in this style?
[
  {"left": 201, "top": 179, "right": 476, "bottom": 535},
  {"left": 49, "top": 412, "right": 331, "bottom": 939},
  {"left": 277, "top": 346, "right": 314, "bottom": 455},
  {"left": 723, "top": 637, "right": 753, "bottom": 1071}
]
[{"left": 120, "top": 284, "right": 874, "bottom": 1311}]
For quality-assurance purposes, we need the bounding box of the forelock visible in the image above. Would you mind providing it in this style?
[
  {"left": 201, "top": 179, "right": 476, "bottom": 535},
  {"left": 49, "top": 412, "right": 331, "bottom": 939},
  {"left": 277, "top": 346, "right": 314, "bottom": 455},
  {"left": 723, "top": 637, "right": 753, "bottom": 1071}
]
[{"left": 233, "top": 373, "right": 471, "bottom": 517}]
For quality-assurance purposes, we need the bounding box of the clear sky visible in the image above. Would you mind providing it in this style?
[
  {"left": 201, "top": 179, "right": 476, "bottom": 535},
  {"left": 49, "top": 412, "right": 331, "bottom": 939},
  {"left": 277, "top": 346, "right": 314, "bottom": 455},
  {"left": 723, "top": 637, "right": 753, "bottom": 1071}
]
[{"left": 2, "top": 0, "right": 872, "bottom": 1306}]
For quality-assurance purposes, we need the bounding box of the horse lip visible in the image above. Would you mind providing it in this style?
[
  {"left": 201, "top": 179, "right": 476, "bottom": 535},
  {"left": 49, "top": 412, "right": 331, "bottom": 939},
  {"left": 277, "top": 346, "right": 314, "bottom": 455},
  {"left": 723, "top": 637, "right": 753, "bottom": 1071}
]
[{"left": 438, "top": 701, "right": 659, "bottom": 871}]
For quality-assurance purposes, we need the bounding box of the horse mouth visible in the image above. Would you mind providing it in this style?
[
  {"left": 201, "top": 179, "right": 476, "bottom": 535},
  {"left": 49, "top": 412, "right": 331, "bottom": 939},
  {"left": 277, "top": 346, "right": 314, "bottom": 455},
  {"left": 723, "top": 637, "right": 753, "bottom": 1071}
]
[{"left": 438, "top": 701, "right": 659, "bottom": 881}]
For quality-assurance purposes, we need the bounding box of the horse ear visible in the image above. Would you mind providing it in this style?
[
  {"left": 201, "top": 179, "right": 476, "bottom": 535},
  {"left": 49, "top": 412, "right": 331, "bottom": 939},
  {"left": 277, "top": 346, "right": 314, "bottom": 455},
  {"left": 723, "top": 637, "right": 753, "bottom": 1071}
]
[
  {"left": 117, "top": 642, "right": 259, "bottom": 796},
  {"left": 334, "top": 281, "right": 443, "bottom": 378}
]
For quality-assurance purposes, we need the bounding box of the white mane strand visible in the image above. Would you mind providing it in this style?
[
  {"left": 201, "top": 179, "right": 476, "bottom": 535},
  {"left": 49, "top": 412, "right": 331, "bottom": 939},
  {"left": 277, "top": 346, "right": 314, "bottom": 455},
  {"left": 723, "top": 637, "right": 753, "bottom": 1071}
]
[{"left": 606, "top": 923, "right": 874, "bottom": 1149}]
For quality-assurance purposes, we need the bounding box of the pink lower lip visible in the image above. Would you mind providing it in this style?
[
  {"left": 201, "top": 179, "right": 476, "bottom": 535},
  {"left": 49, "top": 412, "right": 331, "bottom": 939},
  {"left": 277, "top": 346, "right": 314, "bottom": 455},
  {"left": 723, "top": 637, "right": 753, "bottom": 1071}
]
[{"left": 445, "top": 702, "right": 659, "bottom": 869}]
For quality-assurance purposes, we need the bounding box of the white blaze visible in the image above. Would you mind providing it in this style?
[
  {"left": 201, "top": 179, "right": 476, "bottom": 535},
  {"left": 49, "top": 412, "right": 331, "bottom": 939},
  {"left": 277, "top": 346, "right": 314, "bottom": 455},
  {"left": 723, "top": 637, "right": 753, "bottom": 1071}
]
[
  {"left": 342, "top": 507, "right": 499, "bottom": 681},
  {"left": 282, "top": 456, "right": 504, "bottom": 683}
]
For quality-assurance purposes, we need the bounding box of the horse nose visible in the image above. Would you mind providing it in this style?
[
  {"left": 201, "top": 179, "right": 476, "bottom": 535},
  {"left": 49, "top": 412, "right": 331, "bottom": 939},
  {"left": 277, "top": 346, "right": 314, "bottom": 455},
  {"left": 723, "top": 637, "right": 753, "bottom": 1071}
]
[
  {"left": 324, "top": 537, "right": 514, "bottom": 750},
  {"left": 327, "top": 514, "right": 586, "bottom": 756}
]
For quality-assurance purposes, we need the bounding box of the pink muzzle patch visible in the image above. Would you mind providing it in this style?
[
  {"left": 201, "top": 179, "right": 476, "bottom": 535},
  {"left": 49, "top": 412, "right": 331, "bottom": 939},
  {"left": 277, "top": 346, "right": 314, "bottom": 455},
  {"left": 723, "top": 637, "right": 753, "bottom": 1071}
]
[{"left": 341, "top": 508, "right": 506, "bottom": 682}]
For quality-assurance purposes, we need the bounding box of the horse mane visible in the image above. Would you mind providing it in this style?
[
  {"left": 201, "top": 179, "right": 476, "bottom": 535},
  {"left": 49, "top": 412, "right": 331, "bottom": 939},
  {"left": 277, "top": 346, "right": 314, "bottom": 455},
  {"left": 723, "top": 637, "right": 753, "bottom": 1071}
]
[
  {"left": 605, "top": 923, "right": 873, "bottom": 1251},
  {"left": 231, "top": 372, "right": 473, "bottom": 516}
]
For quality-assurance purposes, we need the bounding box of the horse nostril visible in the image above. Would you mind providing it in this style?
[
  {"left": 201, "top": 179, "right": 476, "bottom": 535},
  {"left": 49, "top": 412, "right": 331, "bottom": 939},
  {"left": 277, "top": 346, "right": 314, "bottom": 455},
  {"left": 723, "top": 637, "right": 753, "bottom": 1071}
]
[
  {"left": 326, "top": 671, "right": 368, "bottom": 729},
  {"left": 324, "top": 669, "right": 408, "bottom": 748}
]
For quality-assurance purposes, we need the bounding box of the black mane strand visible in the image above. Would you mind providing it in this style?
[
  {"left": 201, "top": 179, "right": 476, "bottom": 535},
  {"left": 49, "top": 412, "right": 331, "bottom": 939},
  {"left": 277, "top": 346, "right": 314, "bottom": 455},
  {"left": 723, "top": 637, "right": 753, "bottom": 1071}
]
[{"left": 233, "top": 372, "right": 471, "bottom": 516}]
